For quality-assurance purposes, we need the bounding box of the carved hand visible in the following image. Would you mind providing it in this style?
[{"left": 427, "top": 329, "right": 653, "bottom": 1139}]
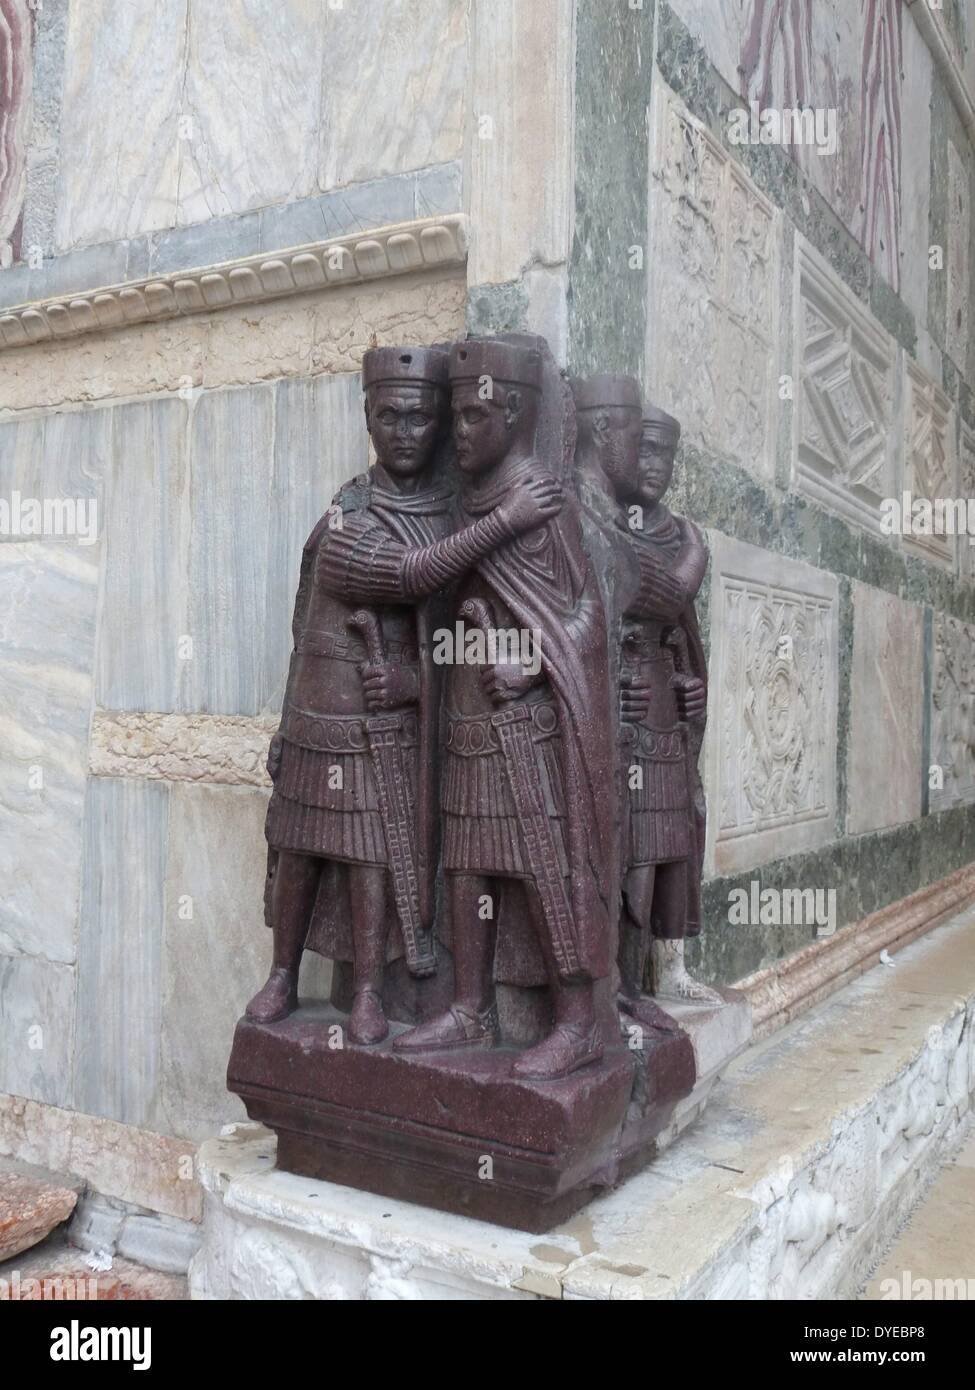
[
  {"left": 620, "top": 672, "right": 654, "bottom": 721},
  {"left": 496, "top": 475, "right": 563, "bottom": 537},
  {"left": 361, "top": 662, "right": 419, "bottom": 712},
  {"left": 480, "top": 662, "right": 540, "bottom": 705},
  {"left": 672, "top": 674, "right": 707, "bottom": 723}
]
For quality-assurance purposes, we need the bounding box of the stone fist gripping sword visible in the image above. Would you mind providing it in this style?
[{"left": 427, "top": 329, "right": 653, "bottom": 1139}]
[
  {"left": 460, "top": 597, "right": 582, "bottom": 980},
  {"left": 347, "top": 610, "right": 436, "bottom": 977}
]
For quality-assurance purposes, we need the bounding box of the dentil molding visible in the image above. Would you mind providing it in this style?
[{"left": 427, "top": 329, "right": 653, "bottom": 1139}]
[{"left": 0, "top": 214, "right": 469, "bottom": 351}]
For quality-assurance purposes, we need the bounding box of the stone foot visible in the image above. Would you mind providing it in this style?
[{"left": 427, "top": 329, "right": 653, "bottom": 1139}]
[
  {"left": 511, "top": 1024, "right": 603, "bottom": 1081},
  {"left": 245, "top": 967, "right": 298, "bottom": 1024},
  {"left": 655, "top": 970, "right": 724, "bottom": 1004},
  {"left": 393, "top": 1004, "right": 498, "bottom": 1053},
  {"left": 617, "top": 992, "right": 680, "bottom": 1034},
  {"left": 347, "top": 988, "right": 389, "bottom": 1046}
]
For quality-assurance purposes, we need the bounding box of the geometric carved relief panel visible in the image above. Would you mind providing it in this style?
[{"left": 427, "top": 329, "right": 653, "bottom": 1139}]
[
  {"left": 704, "top": 533, "right": 839, "bottom": 875},
  {"left": 930, "top": 612, "right": 975, "bottom": 812},
  {"left": 647, "top": 81, "right": 778, "bottom": 482},
  {"left": 795, "top": 238, "right": 897, "bottom": 533},
  {"left": 904, "top": 359, "right": 956, "bottom": 570}
]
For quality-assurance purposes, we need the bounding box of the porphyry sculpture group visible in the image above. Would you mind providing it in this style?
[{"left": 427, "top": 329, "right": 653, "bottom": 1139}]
[{"left": 228, "top": 334, "right": 729, "bottom": 1231}]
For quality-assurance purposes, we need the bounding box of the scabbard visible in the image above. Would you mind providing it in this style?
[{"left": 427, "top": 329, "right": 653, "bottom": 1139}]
[
  {"left": 363, "top": 712, "right": 435, "bottom": 977},
  {"left": 490, "top": 704, "right": 581, "bottom": 980}
]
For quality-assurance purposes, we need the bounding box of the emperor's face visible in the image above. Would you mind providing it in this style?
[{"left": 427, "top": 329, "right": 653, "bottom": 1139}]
[
  {"left": 593, "top": 405, "right": 643, "bottom": 500},
  {"left": 637, "top": 428, "right": 676, "bottom": 505},
  {"left": 451, "top": 382, "right": 515, "bottom": 476},
  {"left": 366, "top": 384, "right": 442, "bottom": 478}
]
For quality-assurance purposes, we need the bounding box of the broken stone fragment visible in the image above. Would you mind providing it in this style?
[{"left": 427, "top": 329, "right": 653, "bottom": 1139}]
[{"left": 0, "top": 1173, "right": 78, "bottom": 1262}]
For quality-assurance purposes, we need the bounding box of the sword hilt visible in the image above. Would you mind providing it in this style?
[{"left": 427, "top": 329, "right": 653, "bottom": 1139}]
[
  {"left": 348, "top": 609, "right": 386, "bottom": 666},
  {"left": 460, "top": 597, "right": 495, "bottom": 637}
]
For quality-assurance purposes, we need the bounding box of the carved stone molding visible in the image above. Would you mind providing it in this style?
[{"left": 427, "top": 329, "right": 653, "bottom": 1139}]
[
  {"left": 795, "top": 238, "right": 897, "bottom": 533},
  {"left": 0, "top": 214, "right": 468, "bottom": 352},
  {"left": 930, "top": 613, "right": 975, "bottom": 812},
  {"left": 904, "top": 358, "right": 956, "bottom": 570},
  {"left": 89, "top": 711, "right": 277, "bottom": 788},
  {"left": 737, "top": 862, "right": 975, "bottom": 1039},
  {"left": 704, "top": 533, "right": 839, "bottom": 875},
  {"left": 646, "top": 80, "right": 778, "bottom": 481}
]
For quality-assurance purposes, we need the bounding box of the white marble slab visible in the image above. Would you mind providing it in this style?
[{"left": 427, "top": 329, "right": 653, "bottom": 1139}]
[
  {"left": 0, "top": 955, "right": 76, "bottom": 1107},
  {"left": 846, "top": 583, "right": 924, "bottom": 836},
  {"left": 73, "top": 777, "right": 169, "bottom": 1127},
  {"left": 177, "top": 0, "right": 324, "bottom": 227},
  {"left": 56, "top": 0, "right": 186, "bottom": 247},
  {"left": 318, "top": 0, "right": 467, "bottom": 191},
  {"left": 96, "top": 397, "right": 190, "bottom": 711},
  {"left": 155, "top": 783, "right": 271, "bottom": 1142}
]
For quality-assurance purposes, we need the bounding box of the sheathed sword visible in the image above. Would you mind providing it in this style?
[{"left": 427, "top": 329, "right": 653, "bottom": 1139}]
[
  {"left": 348, "top": 609, "right": 436, "bottom": 977},
  {"left": 461, "top": 598, "right": 581, "bottom": 980}
]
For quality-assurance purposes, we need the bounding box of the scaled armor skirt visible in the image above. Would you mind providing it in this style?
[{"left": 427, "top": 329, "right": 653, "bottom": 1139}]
[
  {"left": 621, "top": 648, "right": 691, "bottom": 867},
  {"left": 441, "top": 699, "right": 570, "bottom": 880},
  {"left": 265, "top": 707, "right": 417, "bottom": 866}
]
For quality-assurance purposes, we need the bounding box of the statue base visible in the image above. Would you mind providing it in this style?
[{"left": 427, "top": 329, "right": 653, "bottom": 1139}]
[{"left": 226, "top": 1002, "right": 709, "bottom": 1233}]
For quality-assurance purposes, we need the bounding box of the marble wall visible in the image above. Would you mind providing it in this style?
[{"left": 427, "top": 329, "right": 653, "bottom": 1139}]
[
  {"left": 51, "top": 0, "right": 467, "bottom": 253},
  {"left": 0, "top": 372, "right": 375, "bottom": 1143}
]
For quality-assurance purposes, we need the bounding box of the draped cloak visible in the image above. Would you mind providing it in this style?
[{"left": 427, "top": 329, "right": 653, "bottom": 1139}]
[{"left": 451, "top": 455, "right": 617, "bottom": 982}]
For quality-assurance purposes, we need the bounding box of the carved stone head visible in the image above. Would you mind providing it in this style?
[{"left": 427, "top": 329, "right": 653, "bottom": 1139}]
[
  {"left": 362, "top": 345, "right": 449, "bottom": 481},
  {"left": 572, "top": 374, "right": 643, "bottom": 500},
  {"left": 638, "top": 405, "right": 681, "bottom": 505},
  {"left": 447, "top": 338, "right": 542, "bottom": 476}
]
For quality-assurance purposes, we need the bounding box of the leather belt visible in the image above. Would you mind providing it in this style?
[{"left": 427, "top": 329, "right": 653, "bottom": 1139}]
[
  {"left": 446, "top": 701, "right": 559, "bottom": 755},
  {"left": 281, "top": 706, "right": 419, "bottom": 753},
  {"left": 620, "top": 723, "right": 685, "bottom": 759}
]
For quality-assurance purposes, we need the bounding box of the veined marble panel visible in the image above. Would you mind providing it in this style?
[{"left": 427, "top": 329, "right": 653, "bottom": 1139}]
[
  {"left": 319, "top": 0, "right": 467, "bottom": 192},
  {"left": 904, "top": 358, "right": 956, "bottom": 570},
  {"left": 184, "top": 384, "right": 276, "bottom": 715},
  {"left": 897, "top": 13, "right": 933, "bottom": 331},
  {"left": 265, "top": 372, "right": 367, "bottom": 710},
  {"left": 0, "top": 403, "right": 107, "bottom": 508},
  {"left": 177, "top": 0, "right": 323, "bottom": 227},
  {"left": 930, "top": 613, "right": 975, "bottom": 813},
  {"left": 846, "top": 584, "right": 924, "bottom": 836},
  {"left": 795, "top": 238, "right": 897, "bottom": 534},
  {"left": 0, "top": 545, "right": 99, "bottom": 965},
  {"left": 704, "top": 533, "right": 839, "bottom": 875},
  {"left": 960, "top": 423, "right": 975, "bottom": 586},
  {"left": 73, "top": 777, "right": 169, "bottom": 1128},
  {"left": 0, "top": 407, "right": 108, "bottom": 964},
  {"left": 0, "top": 956, "right": 75, "bottom": 1107},
  {"left": 946, "top": 139, "right": 971, "bottom": 372},
  {"left": 155, "top": 784, "right": 271, "bottom": 1141},
  {"left": 646, "top": 81, "right": 778, "bottom": 482},
  {"left": 55, "top": 0, "right": 186, "bottom": 248},
  {"left": 0, "top": 0, "right": 32, "bottom": 262},
  {"left": 96, "top": 396, "right": 190, "bottom": 711}
]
